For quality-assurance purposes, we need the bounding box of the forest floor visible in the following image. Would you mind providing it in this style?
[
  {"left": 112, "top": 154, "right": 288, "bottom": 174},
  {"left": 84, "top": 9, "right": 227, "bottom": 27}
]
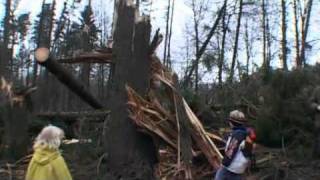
[
  {"left": 1, "top": 144, "right": 320, "bottom": 180},
  {"left": 246, "top": 145, "right": 320, "bottom": 180}
]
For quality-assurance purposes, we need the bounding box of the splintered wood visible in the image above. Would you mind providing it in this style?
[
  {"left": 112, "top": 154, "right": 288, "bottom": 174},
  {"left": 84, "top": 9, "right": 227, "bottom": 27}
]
[{"left": 126, "top": 56, "right": 224, "bottom": 179}]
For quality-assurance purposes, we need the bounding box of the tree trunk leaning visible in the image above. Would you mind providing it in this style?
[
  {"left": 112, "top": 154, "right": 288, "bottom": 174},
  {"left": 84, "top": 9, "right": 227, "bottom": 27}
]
[{"left": 35, "top": 48, "right": 104, "bottom": 109}]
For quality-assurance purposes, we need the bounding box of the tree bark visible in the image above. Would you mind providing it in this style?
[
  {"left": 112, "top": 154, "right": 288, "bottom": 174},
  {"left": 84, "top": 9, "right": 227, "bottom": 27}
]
[
  {"left": 0, "top": 0, "right": 12, "bottom": 78},
  {"left": 261, "top": 0, "right": 267, "bottom": 70},
  {"left": 32, "top": 0, "right": 46, "bottom": 85},
  {"left": 36, "top": 110, "right": 109, "bottom": 119},
  {"left": 1, "top": 102, "right": 31, "bottom": 160},
  {"left": 300, "top": 0, "right": 313, "bottom": 65},
  {"left": 35, "top": 48, "right": 104, "bottom": 109},
  {"left": 266, "top": 6, "right": 272, "bottom": 68},
  {"left": 191, "top": 0, "right": 200, "bottom": 93},
  {"left": 163, "top": 0, "right": 171, "bottom": 66},
  {"left": 218, "top": 0, "right": 228, "bottom": 86},
  {"left": 293, "top": 0, "right": 301, "bottom": 68},
  {"left": 280, "top": 0, "right": 288, "bottom": 70},
  {"left": 172, "top": 75, "right": 193, "bottom": 178},
  {"left": 166, "top": 0, "right": 175, "bottom": 68},
  {"left": 228, "top": 0, "right": 243, "bottom": 82},
  {"left": 103, "top": 1, "right": 156, "bottom": 179},
  {"left": 244, "top": 19, "right": 250, "bottom": 76},
  {"left": 0, "top": 83, "right": 35, "bottom": 160},
  {"left": 58, "top": 53, "right": 112, "bottom": 63}
]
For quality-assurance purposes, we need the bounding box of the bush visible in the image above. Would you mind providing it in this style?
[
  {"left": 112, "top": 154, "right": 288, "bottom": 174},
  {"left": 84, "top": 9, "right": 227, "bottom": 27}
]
[{"left": 205, "top": 65, "right": 320, "bottom": 150}]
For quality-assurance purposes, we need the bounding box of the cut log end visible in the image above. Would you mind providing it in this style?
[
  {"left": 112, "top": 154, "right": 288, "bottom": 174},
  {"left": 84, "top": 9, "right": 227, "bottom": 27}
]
[{"left": 35, "top": 48, "right": 50, "bottom": 63}]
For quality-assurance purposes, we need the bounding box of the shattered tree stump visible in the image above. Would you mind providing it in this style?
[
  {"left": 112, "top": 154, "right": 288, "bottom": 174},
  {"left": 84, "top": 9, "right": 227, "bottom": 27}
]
[
  {"left": 103, "top": 1, "right": 156, "bottom": 179},
  {"left": 0, "top": 78, "right": 36, "bottom": 160},
  {"left": 126, "top": 56, "right": 223, "bottom": 179}
]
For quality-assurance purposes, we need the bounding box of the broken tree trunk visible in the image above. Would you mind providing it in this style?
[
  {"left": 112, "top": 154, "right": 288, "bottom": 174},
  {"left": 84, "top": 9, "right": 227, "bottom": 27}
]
[
  {"left": 103, "top": 1, "right": 156, "bottom": 179},
  {"left": 0, "top": 78, "right": 36, "bottom": 160},
  {"left": 172, "top": 74, "right": 193, "bottom": 179},
  {"left": 35, "top": 48, "right": 104, "bottom": 109}
]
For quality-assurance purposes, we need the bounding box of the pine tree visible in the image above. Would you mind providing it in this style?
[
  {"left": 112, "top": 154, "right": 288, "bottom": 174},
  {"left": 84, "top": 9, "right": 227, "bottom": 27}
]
[{"left": 79, "top": 0, "right": 99, "bottom": 87}]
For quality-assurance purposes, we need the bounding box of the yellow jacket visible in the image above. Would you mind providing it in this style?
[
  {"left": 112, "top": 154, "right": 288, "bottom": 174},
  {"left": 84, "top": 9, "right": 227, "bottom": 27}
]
[{"left": 25, "top": 147, "right": 72, "bottom": 180}]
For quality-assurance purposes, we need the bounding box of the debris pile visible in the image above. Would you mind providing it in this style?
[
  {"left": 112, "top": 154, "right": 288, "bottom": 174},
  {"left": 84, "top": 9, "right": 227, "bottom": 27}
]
[{"left": 126, "top": 56, "right": 225, "bottom": 179}]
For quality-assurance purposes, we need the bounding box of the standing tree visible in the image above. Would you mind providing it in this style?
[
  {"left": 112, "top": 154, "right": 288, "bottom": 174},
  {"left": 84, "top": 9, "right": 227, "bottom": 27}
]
[
  {"left": 228, "top": 0, "right": 243, "bottom": 82},
  {"left": 166, "top": 0, "right": 175, "bottom": 68},
  {"left": 183, "top": 1, "right": 226, "bottom": 90},
  {"left": 79, "top": 0, "right": 99, "bottom": 87},
  {"left": 32, "top": 0, "right": 56, "bottom": 84},
  {"left": 261, "top": 0, "right": 267, "bottom": 70},
  {"left": 244, "top": 19, "right": 251, "bottom": 76},
  {"left": 0, "top": 0, "right": 12, "bottom": 78},
  {"left": 163, "top": 0, "right": 171, "bottom": 66},
  {"left": 218, "top": 0, "right": 229, "bottom": 86},
  {"left": 293, "top": 0, "right": 301, "bottom": 68},
  {"left": 300, "top": 0, "right": 313, "bottom": 65},
  {"left": 280, "top": 0, "right": 288, "bottom": 70},
  {"left": 191, "top": 0, "right": 202, "bottom": 92}
]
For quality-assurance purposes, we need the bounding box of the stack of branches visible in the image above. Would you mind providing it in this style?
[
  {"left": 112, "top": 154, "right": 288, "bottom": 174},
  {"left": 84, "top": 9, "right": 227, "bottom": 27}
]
[{"left": 126, "top": 55, "right": 225, "bottom": 179}]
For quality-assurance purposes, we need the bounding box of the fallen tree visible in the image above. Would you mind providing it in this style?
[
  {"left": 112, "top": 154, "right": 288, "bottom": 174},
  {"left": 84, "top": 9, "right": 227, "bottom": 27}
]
[
  {"left": 58, "top": 51, "right": 113, "bottom": 64},
  {"left": 35, "top": 48, "right": 104, "bottom": 109},
  {"left": 36, "top": 110, "right": 110, "bottom": 119}
]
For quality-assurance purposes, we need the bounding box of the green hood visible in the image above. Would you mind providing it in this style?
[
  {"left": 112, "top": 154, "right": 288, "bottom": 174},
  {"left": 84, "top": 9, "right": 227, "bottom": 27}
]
[{"left": 32, "top": 148, "right": 60, "bottom": 166}]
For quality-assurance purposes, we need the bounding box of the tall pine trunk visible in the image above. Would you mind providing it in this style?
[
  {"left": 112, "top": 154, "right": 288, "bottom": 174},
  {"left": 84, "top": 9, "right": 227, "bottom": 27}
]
[
  {"left": 166, "top": 0, "right": 175, "bottom": 68},
  {"left": 163, "top": 0, "right": 171, "bottom": 66},
  {"left": 0, "top": 0, "right": 12, "bottom": 78},
  {"left": 261, "top": 0, "right": 267, "bottom": 70},
  {"left": 280, "top": 0, "right": 288, "bottom": 70},
  {"left": 244, "top": 19, "right": 250, "bottom": 76},
  {"left": 228, "top": 0, "right": 243, "bottom": 82},
  {"left": 293, "top": 0, "right": 301, "bottom": 68},
  {"left": 192, "top": 0, "right": 200, "bottom": 93},
  {"left": 218, "top": 0, "right": 228, "bottom": 86},
  {"left": 32, "top": 0, "right": 46, "bottom": 85},
  {"left": 300, "top": 0, "right": 313, "bottom": 65}
]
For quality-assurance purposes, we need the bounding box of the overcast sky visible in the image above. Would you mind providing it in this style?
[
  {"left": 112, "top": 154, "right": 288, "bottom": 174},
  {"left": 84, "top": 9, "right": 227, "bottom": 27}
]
[{"left": 0, "top": 0, "right": 193, "bottom": 75}]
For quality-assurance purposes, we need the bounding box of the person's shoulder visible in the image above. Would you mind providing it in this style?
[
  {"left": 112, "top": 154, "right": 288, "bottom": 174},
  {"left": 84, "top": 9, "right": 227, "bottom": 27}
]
[{"left": 231, "top": 128, "right": 247, "bottom": 140}]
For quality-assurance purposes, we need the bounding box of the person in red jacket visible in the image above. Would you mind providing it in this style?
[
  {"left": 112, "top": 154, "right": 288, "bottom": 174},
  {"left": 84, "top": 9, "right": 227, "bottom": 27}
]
[{"left": 215, "top": 110, "right": 256, "bottom": 180}]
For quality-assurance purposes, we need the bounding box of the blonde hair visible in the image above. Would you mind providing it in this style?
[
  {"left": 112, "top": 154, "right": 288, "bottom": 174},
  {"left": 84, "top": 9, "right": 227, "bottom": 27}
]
[{"left": 34, "top": 125, "right": 65, "bottom": 150}]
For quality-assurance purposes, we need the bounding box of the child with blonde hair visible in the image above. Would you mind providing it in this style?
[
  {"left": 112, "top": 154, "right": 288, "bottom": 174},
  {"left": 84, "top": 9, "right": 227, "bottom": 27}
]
[{"left": 26, "top": 125, "right": 72, "bottom": 180}]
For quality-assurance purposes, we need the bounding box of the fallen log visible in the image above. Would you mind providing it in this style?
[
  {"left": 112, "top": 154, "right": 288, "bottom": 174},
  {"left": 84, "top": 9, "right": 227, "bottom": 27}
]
[
  {"left": 35, "top": 48, "right": 104, "bottom": 109},
  {"left": 36, "top": 110, "right": 110, "bottom": 119},
  {"left": 58, "top": 52, "right": 113, "bottom": 64}
]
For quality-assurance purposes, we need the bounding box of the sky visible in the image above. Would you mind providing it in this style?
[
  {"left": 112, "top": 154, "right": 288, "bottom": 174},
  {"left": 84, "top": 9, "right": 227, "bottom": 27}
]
[
  {"left": 0, "top": 0, "right": 193, "bottom": 75},
  {"left": 1, "top": 0, "right": 320, "bottom": 83}
]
